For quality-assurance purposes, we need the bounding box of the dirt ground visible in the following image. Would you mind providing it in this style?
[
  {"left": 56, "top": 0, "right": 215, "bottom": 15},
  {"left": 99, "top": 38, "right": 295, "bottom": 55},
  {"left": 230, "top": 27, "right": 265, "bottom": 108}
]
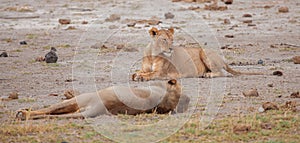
[{"left": 0, "top": 0, "right": 299, "bottom": 142}]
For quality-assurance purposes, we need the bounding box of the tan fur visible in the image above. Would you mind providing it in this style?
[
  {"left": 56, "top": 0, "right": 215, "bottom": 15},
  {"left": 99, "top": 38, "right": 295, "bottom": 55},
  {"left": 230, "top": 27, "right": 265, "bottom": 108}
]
[
  {"left": 132, "top": 27, "right": 262, "bottom": 81},
  {"left": 16, "top": 80, "right": 189, "bottom": 120}
]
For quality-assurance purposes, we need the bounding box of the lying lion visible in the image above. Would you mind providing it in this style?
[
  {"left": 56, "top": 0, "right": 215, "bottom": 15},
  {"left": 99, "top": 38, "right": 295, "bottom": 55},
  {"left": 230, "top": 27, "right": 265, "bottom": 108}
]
[
  {"left": 132, "top": 27, "right": 262, "bottom": 81},
  {"left": 16, "top": 79, "right": 190, "bottom": 120}
]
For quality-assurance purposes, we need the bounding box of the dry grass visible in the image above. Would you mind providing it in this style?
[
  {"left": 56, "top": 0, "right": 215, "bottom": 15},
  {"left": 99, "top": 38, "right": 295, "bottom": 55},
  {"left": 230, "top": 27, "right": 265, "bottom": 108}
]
[
  {"left": 1, "top": 110, "right": 299, "bottom": 142},
  {"left": 164, "top": 110, "right": 300, "bottom": 142}
]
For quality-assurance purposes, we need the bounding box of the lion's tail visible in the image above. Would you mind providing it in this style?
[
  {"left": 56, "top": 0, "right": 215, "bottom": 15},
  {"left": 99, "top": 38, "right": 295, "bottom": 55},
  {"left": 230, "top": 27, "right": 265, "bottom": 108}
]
[{"left": 224, "top": 64, "right": 263, "bottom": 75}]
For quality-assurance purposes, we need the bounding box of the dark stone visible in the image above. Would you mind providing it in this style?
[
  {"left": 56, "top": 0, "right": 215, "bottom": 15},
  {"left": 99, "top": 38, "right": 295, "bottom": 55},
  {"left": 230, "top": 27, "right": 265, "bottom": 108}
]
[
  {"left": 0, "top": 52, "right": 8, "bottom": 57},
  {"left": 272, "top": 71, "right": 283, "bottom": 76},
  {"left": 20, "top": 41, "right": 27, "bottom": 45}
]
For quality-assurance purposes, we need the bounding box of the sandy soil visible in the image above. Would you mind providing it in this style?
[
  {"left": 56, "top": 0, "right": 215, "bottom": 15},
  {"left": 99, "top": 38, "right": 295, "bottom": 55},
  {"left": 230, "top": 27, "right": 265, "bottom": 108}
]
[{"left": 0, "top": 0, "right": 299, "bottom": 142}]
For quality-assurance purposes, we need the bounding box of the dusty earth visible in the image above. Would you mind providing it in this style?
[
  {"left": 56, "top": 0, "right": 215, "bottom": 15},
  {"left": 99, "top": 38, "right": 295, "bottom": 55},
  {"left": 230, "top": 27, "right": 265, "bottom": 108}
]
[{"left": 0, "top": 0, "right": 299, "bottom": 142}]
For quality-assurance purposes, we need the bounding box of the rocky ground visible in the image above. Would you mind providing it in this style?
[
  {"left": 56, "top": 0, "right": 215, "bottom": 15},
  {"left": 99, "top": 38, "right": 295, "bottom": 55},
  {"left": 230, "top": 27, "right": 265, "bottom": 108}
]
[{"left": 0, "top": 0, "right": 299, "bottom": 142}]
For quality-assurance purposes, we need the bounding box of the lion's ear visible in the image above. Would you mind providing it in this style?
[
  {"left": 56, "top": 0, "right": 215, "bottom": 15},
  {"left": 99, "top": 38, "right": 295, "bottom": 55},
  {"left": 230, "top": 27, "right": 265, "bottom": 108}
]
[
  {"left": 149, "top": 27, "right": 159, "bottom": 38},
  {"left": 168, "top": 79, "right": 177, "bottom": 85},
  {"left": 168, "top": 27, "right": 174, "bottom": 35}
]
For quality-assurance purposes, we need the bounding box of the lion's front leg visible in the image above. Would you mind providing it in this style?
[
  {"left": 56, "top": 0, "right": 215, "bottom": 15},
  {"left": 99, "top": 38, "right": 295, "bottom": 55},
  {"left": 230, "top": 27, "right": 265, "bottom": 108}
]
[{"left": 132, "top": 70, "right": 168, "bottom": 81}]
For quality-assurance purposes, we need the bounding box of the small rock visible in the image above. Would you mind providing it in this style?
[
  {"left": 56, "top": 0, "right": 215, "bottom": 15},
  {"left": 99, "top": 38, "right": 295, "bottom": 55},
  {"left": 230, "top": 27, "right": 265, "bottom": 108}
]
[
  {"left": 105, "top": 14, "right": 121, "bottom": 22},
  {"left": 58, "top": 19, "right": 71, "bottom": 25},
  {"left": 35, "top": 56, "right": 45, "bottom": 62},
  {"left": 261, "top": 123, "right": 272, "bottom": 130},
  {"left": 225, "top": 35, "right": 234, "bottom": 38},
  {"left": 45, "top": 47, "right": 58, "bottom": 63},
  {"left": 165, "top": 12, "right": 175, "bottom": 19},
  {"left": 188, "top": 6, "right": 200, "bottom": 11},
  {"left": 233, "top": 124, "right": 251, "bottom": 134},
  {"left": 48, "top": 93, "right": 58, "bottom": 96},
  {"left": 64, "top": 89, "right": 80, "bottom": 99},
  {"left": 257, "top": 59, "right": 264, "bottom": 65},
  {"left": 20, "top": 41, "right": 27, "bottom": 45},
  {"left": 204, "top": 4, "right": 228, "bottom": 11},
  {"left": 290, "top": 91, "right": 300, "bottom": 98},
  {"left": 248, "top": 23, "right": 256, "bottom": 27},
  {"left": 288, "top": 19, "right": 297, "bottom": 23},
  {"left": 224, "top": 0, "right": 233, "bottom": 5},
  {"left": 66, "top": 26, "right": 76, "bottom": 30},
  {"left": 108, "top": 25, "right": 118, "bottom": 29},
  {"left": 116, "top": 44, "right": 125, "bottom": 50},
  {"left": 273, "top": 71, "right": 283, "bottom": 76},
  {"left": 127, "top": 22, "right": 136, "bottom": 27},
  {"left": 64, "top": 78, "right": 77, "bottom": 82},
  {"left": 82, "top": 21, "right": 88, "bottom": 24},
  {"left": 0, "top": 52, "right": 8, "bottom": 57},
  {"left": 258, "top": 106, "right": 265, "bottom": 113},
  {"left": 278, "top": 6, "right": 289, "bottom": 13},
  {"left": 267, "top": 83, "right": 273, "bottom": 87},
  {"left": 8, "top": 92, "right": 19, "bottom": 99},
  {"left": 243, "top": 88, "right": 259, "bottom": 97},
  {"left": 90, "top": 43, "right": 102, "bottom": 49},
  {"left": 242, "top": 14, "right": 252, "bottom": 17},
  {"left": 292, "top": 56, "right": 300, "bottom": 64},
  {"left": 262, "top": 102, "right": 279, "bottom": 111},
  {"left": 243, "top": 20, "right": 252, "bottom": 24},
  {"left": 223, "top": 19, "right": 231, "bottom": 24},
  {"left": 264, "top": 5, "right": 272, "bottom": 9}
]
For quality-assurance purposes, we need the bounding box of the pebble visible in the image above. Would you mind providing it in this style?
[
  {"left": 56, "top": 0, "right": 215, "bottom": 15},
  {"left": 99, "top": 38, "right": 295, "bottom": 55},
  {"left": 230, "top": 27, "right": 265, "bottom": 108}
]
[
  {"left": 105, "top": 14, "right": 121, "bottom": 22},
  {"left": 223, "top": 19, "right": 231, "bottom": 24},
  {"left": 243, "top": 88, "right": 259, "bottom": 97},
  {"left": 248, "top": 23, "right": 256, "bottom": 27},
  {"left": 20, "top": 41, "right": 27, "bottom": 45},
  {"left": 58, "top": 19, "right": 71, "bottom": 25},
  {"left": 82, "top": 21, "right": 88, "bottom": 24},
  {"left": 292, "top": 56, "right": 300, "bottom": 64},
  {"left": 108, "top": 25, "right": 118, "bottom": 29},
  {"left": 165, "top": 12, "right": 175, "bottom": 19},
  {"left": 0, "top": 51, "right": 8, "bottom": 57},
  {"left": 225, "top": 35, "right": 234, "bottom": 38},
  {"left": 243, "top": 20, "right": 252, "bottom": 24},
  {"left": 8, "top": 92, "right": 19, "bottom": 99},
  {"left": 278, "top": 6, "right": 289, "bottom": 13},
  {"left": 257, "top": 59, "right": 264, "bottom": 64},
  {"left": 127, "top": 23, "right": 136, "bottom": 27},
  {"left": 224, "top": 0, "right": 233, "bottom": 5},
  {"left": 272, "top": 71, "right": 283, "bottom": 76},
  {"left": 242, "top": 14, "right": 252, "bottom": 17}
]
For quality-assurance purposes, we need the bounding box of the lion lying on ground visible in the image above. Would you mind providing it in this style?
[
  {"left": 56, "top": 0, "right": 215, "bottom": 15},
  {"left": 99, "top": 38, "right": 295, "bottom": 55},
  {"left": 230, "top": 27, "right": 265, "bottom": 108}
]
[
  {"left": 16, "top": 79, "right": 190, "bottom": 120},
  {"left": 132, "top": 27, "right": 262, "bottom": 81}
]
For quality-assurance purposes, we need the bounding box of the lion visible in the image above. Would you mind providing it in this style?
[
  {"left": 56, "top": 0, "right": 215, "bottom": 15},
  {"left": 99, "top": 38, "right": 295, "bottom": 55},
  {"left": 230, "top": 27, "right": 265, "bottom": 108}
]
[
  {"left": 16, "top": 79, "right": 190, "bottom": 120},
  {"left": 132, "top": 27, "right": 262, "bottom": 81}
]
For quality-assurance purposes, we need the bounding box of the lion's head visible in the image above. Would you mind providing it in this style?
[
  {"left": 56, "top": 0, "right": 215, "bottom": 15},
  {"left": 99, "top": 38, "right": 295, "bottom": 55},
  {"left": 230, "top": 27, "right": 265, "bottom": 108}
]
[{"left": 149, "top": 27, "right": 174, "bottom": 56}]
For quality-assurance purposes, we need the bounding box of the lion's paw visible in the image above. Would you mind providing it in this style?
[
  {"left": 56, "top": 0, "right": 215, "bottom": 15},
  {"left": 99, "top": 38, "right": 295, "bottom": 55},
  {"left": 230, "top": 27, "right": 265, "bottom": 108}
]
[
  {"left": 203, "top": 73, "right": 213, "bottom": 78},
  {"left": 132, "top": 72, "right": 149, "bottom": 81}
]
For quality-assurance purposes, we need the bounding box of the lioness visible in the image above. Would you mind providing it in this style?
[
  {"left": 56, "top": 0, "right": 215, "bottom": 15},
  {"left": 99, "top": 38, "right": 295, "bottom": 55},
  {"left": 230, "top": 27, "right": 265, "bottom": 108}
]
[
  {"left": 132, "top": 27, "right": 262, "bottom": 81},
  {"left": 16, "top": 79, "right": 189, "bottom": 120}
]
